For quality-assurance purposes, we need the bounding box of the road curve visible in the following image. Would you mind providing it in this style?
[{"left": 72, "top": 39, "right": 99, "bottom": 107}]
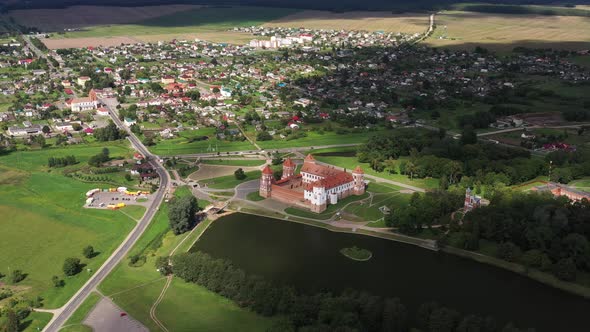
[{"left": 43, "top": 99, "right": 170, "bottom": 332}]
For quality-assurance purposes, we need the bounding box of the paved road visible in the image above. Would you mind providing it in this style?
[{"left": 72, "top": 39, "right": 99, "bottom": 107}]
[
  {"left": 22, "top": 34, "right": 56, "bottom": 71},
  {"left": 43, "top": 99, "right": 171, "bottom": 332}
]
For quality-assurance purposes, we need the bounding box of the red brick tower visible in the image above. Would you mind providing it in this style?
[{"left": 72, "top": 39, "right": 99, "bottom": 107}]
[
  {"left": 282, "top": 157, "right": 295, "bottom": 179},
  {"left": 352, "top": 166, "right": 365, "bottom": 195},
  {"left": 260, "top": 165, "right": 273, "bottom": 198}
]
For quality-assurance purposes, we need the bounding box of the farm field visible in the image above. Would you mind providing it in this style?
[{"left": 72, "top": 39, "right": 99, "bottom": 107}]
[
  {"left": 264, "top": 10, "right": 429, "bottom": 33},
  {"left": 425, "top": 11, "right": 590, "bottom": 51},
  {"left": 6, "top": 5, "right": 201, "bottom": 31},
  {"left": 43, "top": 6, "right": 297, "bottom": 48}
]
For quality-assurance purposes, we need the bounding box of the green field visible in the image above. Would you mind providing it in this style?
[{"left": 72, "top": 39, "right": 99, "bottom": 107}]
[
  {"left": 59, "top": 6, "right": 297, "bottom": 38},
  {"left": 200, "top": 170, "right": 261, "bottom": 189},
  {"left": 201, "top": 159, "right": 266, "bottom": 167},
  {"left": 285, "top": 192, "right": 370, "bottom": 220},
  {"left": 119, "top": 205, "right": 146, "bottom": 221},
  {"left": 0, "top": 169, "right": 135, "bottom": 309},
  {"left": 0, "top": 141, "right": 138, "bottom": 332},
  {"left": 149, "top": 128, "right": 256, "bottom": 156},
  {"left": 246, "top": 191, "right": 266, "bottom": 201},
  {"left": 344, "top": 192, "right": 411, "bottom": 221},
  {"left": 312, "top": 155, "right": 439, "bottom": 189},
  {"left": 569, "top": 177, "right": 590, "bottom": 190},
  {"left": 257, "top": 130, "right": 377, "bottom": 149}
]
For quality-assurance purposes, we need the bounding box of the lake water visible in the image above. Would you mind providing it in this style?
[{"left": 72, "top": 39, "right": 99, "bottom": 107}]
[{"left": 191, "top": 213, "right": 590, "bottom": 331}]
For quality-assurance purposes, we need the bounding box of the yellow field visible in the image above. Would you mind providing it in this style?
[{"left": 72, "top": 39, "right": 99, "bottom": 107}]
[
  {"left": 426, "top": 11, "right": 590, "bottom": 51},
  {"left": 6, "top": 5, "right": 200, "bottom": 31},
  {"left": 264, "top": 10, "right": 429, "bottom": 33}
]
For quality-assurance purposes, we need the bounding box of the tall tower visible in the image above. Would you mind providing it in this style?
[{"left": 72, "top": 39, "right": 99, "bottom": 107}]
[
  {"left": 282, "top": 158, "right": 295, "bottom": 179},
  {"left": 304, "top": 154, "right": 316, "bottom": 164},
  {"left": 260, "top": 165, "right": 273, "bottom": 198},
  {"left": 352, "top": 166, "right": 365, "bottom": 195}
]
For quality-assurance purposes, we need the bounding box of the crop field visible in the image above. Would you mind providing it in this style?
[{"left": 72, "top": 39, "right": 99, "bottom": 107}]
[
  {"left": 43, "top": 6, "right": 297, "bottom": 48},
  {"left": 426, "top": 11, "right": 590, "bottom": 51},
  {"left": 6, "top": 5, "right": 201, "bottom": 31},
  {"left": 264, "top": 10, "right": 429, "bottom": 33}
]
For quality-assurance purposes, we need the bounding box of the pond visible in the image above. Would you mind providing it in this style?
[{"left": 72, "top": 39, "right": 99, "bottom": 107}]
[{"left": 191, "top": 213, "right": 590, "bottom": 331}]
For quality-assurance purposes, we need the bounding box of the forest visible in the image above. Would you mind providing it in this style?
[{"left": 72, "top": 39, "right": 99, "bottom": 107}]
[{"left": 451, "top": 192, "right": 590, "bottom": 282}]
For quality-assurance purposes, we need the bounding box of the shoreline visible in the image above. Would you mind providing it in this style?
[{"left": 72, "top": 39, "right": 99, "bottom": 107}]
[{"left": 223, "top": 207, "right": 590, "bottom": 301}]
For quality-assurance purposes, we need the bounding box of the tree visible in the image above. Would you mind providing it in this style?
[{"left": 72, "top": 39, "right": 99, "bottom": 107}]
[
  {"left": 155, "top": 256, "right": 172, "bottom": 276},
  {"left": 553, "top": 258, "right": 577, "bottom": 281},
  {"left": 168, "top": 196, "right": 199, "bottom": 235},
  {"left": 9, "top": 270, "right": 25, "bottom": 284},
  {"left": 234, "top": 168, "right": 246, "bottom": 180},
  {"left": 4, "top": 309, "right": 19, "bottom": 332},
  {"left": 461, "top": 125, "right": 478, "bottom": 145},
  {"left": 72, "top": 123, "right": 83, "bottom": 131},
  {"left": 51, "top": 275, "right": 64, "bottom": 288},
  {"left": 382, "top": 297, "right": 407, "bottom": 332},
  {"left": 42, "top": 125, "right": 50, "bottom": 134},
  {"left": 82, "top": 245, "right": 95, "bottom": 259},
  {"left": 63, "top": 257, "right": 82, "bottom": 276}
]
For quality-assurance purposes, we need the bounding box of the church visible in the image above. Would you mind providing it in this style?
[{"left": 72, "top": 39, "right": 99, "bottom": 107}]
[{"left": 260, "top": 155, "right": 366, "bottom": 213}]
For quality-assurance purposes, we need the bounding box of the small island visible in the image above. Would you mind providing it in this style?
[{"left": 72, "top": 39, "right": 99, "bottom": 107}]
[{"left": 340, "top": 246, "right": 373, "bottom": 261}]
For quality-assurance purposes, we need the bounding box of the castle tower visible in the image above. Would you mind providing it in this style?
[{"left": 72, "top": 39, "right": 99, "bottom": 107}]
[
  {"left": 282, "top": 157, "right": 295, "bottom": 179},
  {"left": 304, "top": 154, "right": 316, "bottom": 164},
  {"left": 464, "top": 188, "right": 472, "bottom": 211},
  {"left": 352, "top": 166, "right": 365, "bottom": 195},
  {"left": 260, "top": 165, "right": 273, "bottom": 198}
]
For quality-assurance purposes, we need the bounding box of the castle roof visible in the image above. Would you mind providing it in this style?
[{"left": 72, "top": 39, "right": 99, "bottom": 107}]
[
  {"left": 353, "top": 166, "right": 364, "bottom": 174},
  {"left": 306, "top": 171, "right": 353, "bottom": 190},
  {"left": 262, "top": 165, "right": 273, "bottom": 175},
  {"left": 305, "top": 154, "right": 315, "bottom": 162},
  {"left": 283, "top": 158, "right": 295, "bottom": 167},
  {"left": 301, "top": 161, "right": 341, "bottom": 178}
]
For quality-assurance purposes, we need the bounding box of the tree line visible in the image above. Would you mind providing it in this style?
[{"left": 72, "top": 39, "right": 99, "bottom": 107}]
[
  {"left": 161, "top": 250, "right": 533, "bottom": 332},
  {"left": 47, "top": 155, "right": 77, "bottom": 167}
]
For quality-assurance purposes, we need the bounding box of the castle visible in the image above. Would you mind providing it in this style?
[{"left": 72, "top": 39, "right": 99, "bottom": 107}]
[{"left": 260, "top": 155, "right": 366, "bottom": 213}]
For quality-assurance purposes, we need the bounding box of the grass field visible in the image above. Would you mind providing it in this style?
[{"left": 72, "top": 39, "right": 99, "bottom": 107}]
[
  {"left": 42, "top": 6, "right": 296, "bottom": 47},
  {"left": 312, "top": 155, "right": 439, "bottom": 190},
  {"left": 426, "top": 10, "right": 590, "bottom": 51},
  {"left": 201, "top": 159, "right": 266, "bottom": 167},
  {"left": 285, "top": 192, "right": 369, "bottom": 220},
  {"left": 257, "top": 130, "right": 377, "bottom": 150},
  {"left": 200, "top": 170, "right": 261, "bottom": 189},
  {"left": 21, "top": 312, "right": 53, "bottom": 332},
  {"left": 7, "top": 5, "right": 201, "bottom": 31},
  {"left": 569, "top": 177, "right": 590, "bottom": 190},
  {"left": 0, "top": 142, "right": 137, "bottom": 327},
  {"left": 149, "top": 128, "right": 256, "bottom": 156},
  {"left": 264, "top": 10, "right": 428, "bottom": 33}
]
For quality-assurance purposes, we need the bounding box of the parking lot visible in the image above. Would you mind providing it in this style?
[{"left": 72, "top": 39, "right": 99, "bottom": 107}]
[{"left": 86, "top": 191, "right": 154, "bottom": 209}]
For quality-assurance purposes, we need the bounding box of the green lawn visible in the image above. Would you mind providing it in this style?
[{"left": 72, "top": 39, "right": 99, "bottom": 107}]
[
  {"left": 200, "top": 170, "right": 261, "bottom": 189},
  {"left": 119, "top": 205, "right": 146, "bottom": 221},
  {"left": 344, "top": 192, "right": 411, "bottom": 221},
  {"left": 60, "top": 7, "right": 297, "bottom": 38},
  {"left": 312, "top": 155, "right": 439, "bottom": 190},
  {"left": 22, "top": 312, "right": 53, "bottom": 332},
  {"left": 257, "top": 130, "right": 378, "bottom": 149},
  {"left": 285, "top": 192, "right": 370, "bottom": 220},
  {"left": 569, "top": 177, "right": 590, "bottom": 190},
  {"left": 149, "top": 128, "right": 256, "bottom": 156},
  {"left": 201, "top": 159, "right": 266, "bottom": 167}
]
